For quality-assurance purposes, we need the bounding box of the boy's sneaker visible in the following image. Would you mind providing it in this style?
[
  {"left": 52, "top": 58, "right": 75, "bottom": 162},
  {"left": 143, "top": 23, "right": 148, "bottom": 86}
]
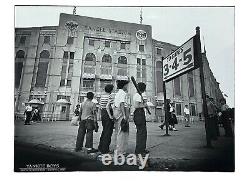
[
  {"left": 87, "top": 148, "right": 99, "bottom": 154},
  {"left": 97, "top": 154, "right": 104, "bottom": 161},
  {"left": 173, "top": 128, "right": 178, "bottom": 131}
]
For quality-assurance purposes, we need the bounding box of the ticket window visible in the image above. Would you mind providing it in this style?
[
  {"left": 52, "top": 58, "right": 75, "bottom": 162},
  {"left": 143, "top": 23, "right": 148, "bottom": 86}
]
[
  {"left": 53, "top": 104, "right": 71, "bottom": 121},
  {"left": 60, "top": 105, "right": 70, "bottom": 120},
  {"left": 61, "top": 106, "right": 66, "bottom": 113}
]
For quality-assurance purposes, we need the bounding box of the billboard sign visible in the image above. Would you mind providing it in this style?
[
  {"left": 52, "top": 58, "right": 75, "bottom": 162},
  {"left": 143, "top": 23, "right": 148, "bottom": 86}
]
[{"left": 163, "top": 35, "right": 199, "bottom": 82}]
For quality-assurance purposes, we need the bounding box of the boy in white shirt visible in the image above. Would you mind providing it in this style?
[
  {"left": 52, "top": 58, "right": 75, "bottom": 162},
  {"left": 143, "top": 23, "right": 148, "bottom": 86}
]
[
  {"left": 113, "top": 80, "right": 130, "bottom": 155},
  {"left": 184, "top": 105, "right": 190, "bottom": 127}
]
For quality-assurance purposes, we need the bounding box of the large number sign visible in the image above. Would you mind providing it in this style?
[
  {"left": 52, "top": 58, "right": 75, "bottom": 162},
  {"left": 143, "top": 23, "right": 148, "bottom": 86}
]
[{"left": 163, "top": 36, "right": 198, "bottom": 82}]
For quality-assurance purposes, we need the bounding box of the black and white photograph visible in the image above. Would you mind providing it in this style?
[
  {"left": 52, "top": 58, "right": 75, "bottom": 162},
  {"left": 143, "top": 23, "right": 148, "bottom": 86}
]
[{"left": 13, "top": 5, "right": 235, "bottom": 172}]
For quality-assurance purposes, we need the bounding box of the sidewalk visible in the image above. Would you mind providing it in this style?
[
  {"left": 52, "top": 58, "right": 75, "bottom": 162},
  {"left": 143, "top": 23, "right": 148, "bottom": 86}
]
[{"left": 14, "top": 120, "right": 234, "bottom": 171}]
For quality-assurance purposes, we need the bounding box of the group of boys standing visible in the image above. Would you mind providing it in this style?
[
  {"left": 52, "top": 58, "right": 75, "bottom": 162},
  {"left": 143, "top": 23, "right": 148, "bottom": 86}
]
[
  {"left": 75, "top": 80, "right": 149, "bottom": 156},
  {"left": 73, "top": 78, "right": 233, "bottom": 155}
]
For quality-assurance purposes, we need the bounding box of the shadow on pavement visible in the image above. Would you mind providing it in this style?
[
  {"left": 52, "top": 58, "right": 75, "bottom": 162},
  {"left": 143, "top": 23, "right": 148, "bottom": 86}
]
[{"left": 14, "top": 141, "right": 139, "bottom": 172}]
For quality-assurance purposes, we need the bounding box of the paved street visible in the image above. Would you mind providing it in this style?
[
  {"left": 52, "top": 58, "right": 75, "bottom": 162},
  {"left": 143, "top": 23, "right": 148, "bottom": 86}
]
[{"left": 14, "top": 119, "right": 234, "bottom": 171}]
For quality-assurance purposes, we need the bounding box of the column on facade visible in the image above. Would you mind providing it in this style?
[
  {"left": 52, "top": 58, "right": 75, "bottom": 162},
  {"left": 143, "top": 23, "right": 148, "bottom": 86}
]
[{"left": 18, "top": 30, "right": 40, "bottom": 114}]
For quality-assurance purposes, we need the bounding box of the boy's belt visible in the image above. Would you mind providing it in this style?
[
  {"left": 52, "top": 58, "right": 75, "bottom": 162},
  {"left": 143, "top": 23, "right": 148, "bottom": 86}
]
[{"left": 135, "top": 107, "right": 144, "bottom": 109}]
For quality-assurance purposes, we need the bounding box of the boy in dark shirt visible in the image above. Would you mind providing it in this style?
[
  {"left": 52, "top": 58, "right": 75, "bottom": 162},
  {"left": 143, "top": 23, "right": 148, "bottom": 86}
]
[{"left": 75, "top": 92, "right": 98, "bottom": 153}]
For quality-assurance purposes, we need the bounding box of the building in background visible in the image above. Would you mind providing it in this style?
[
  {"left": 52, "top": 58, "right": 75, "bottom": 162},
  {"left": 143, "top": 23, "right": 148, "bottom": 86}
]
[
  {"left": 153, "top": 39, "right": 224, "bottom": 122},
  {"left": 15, "top": 13, "right": 224, "bottom": 121}
]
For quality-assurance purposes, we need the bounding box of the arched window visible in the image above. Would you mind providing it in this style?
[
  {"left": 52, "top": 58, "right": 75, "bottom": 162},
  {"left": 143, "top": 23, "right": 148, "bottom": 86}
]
[
  {"left": 40, "top": 50, "right": 50, "bottom": 58},
  {"left": 83, "top": 53, "right": 96, "bottom": 74},
  {"left": 16, "top": 50, "right": 25, "bottom": 59},
  {"left": 118, "top": 56, "right": 127, "bottom": 64},
  {"left": 15, "top": 50, "right": 25, "bottom": 88},
  {"left": 102, "top": 54, "right": 112, "bottom": 63},
  {"left": 85, "top": 53, "right": 96, "bottom": 62},
  {"left": 117, "top": 56, "right": 127, "bottom": 76},
  {"left": 101, "top": 54, "right": 112, "bottom": 75},
  {"left": 35, "top": 50, "right": 50, "bottom": 87}
]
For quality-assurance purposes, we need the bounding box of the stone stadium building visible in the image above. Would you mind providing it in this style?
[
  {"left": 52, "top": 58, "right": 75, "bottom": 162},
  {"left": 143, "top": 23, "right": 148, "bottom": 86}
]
[{"left": 15, "top": 13, "right": 224, "bottom": 122}]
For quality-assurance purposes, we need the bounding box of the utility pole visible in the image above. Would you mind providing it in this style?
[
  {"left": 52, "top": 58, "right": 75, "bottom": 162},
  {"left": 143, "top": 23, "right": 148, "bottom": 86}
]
[
  {"left": 196, "top": 26, "right": 212, "bottom": 148},
  {"left": 162, "top": 57, "right": 170, "bottom": 136}
]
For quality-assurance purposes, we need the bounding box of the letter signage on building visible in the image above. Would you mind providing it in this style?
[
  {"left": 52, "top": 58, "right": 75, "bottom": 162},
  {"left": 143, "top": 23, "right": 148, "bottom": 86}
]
[
  {"left": 162, "top": 35, "right": 199, "bottom": 82},
  {"left": 136, "top": 30, "right": 147, "bottom": 40}
]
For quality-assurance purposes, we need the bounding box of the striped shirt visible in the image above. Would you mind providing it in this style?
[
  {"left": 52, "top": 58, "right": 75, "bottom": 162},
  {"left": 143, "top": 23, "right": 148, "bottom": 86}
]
[{"left": 100, "top": 94, "right": 114, "bottom": 109}]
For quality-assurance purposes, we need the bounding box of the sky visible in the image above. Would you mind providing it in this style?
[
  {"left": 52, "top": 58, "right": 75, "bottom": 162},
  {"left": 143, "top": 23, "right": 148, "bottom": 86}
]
[{"left": 15, "top": 6, "right": 235, "bottom": 107}]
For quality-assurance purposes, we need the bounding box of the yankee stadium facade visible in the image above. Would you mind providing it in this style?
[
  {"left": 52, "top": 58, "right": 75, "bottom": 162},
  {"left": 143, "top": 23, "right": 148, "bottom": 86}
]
[{"left": 15, "top": 13, "right": 223, "bottom": 122}]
